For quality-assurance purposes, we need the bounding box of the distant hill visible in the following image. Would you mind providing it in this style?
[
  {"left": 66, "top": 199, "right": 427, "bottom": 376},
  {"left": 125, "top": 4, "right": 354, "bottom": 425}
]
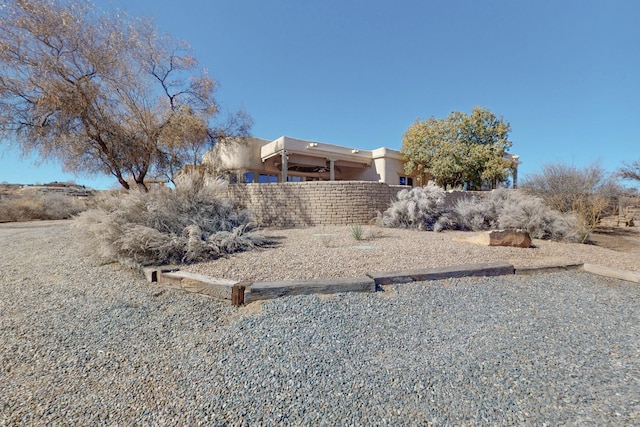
[{"left": 0, "top": 182, "right": 95, "bottom": 198}]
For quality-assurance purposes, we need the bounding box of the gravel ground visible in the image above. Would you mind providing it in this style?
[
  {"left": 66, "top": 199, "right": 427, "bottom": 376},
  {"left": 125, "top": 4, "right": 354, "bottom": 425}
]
[
  {"left": 2, "top": 220, "right": 640, "bottom": 425},
  {"left": 184, "top": 225, "right": 640, "bottom": 281}
]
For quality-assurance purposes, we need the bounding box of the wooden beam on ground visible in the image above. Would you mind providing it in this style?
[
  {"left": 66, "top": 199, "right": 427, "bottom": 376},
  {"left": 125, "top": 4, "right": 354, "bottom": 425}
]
[
  {"left": 159, "top": 271, "right": 240, "bottom": 301},
  {"left": 515, "top": 263, "right": 584, "bottom": 275},
  {"left": 141, "top": 265, "right": 180, "bottom": 282},
  {"left": 367, "top": 262, "right": 515, "bottom": 286},
  {"left": 583, "top": 264, "right": 640, "bottom": 283},
  {"left": 246, "top": 276, "right": 376, "bottom": 302}
]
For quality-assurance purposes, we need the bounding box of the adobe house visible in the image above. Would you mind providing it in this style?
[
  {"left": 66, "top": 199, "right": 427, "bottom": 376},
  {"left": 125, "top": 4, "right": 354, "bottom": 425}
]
[
  {"left": 202, "top": 135, "right": 520, "bottom": 188},
  {"left": 204, "top": 136, "right": 417, "bottom": 186}
]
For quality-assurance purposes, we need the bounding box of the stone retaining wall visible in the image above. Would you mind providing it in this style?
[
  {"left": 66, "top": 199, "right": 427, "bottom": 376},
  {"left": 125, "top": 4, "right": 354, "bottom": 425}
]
[
  {"left": 225, "top": 181, "right": 406, "bottom": 227},
  {"left": 225, "top": 182, "right": 481, "bottom": 227}
]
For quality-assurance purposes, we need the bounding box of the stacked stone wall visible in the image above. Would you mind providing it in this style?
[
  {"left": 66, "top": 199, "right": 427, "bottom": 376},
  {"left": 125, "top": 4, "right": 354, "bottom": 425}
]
[
  {"left": 225, "top": 182, "right": 484, "bottom": 227},
  {"left": 226, "top": 181, "right": 406, "bottom": 227}
]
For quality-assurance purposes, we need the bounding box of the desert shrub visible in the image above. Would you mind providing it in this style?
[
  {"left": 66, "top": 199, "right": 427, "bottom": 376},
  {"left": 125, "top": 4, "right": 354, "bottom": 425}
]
[
  {"left": 380, "top": 183, "right": 459, "bottom": 231},
  {"left": 456, "top": 189, "right": 579, "bottom": 241},
  {"left": 521, "top": 162, "right": 623, "bottom": 240},
  {"left": 74, "top": 174, "right": 269, "bottom": 266},
  {"left": 382, "top": 183, "right": 579, "bottom": 241},
  {"left": 0, "top": 192, "right": 86, "bottom": 222}
]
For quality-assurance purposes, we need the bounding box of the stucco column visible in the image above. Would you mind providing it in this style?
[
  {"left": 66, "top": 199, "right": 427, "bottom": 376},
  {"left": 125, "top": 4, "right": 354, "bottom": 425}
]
[
  {"left": 281, "top": 150, "right": 288, "bottom": 183},
  {"left": 512, "top": 155, "right": 519, "bottom": 189},
  {"left": 329, "top": 159, "right": 335, "bottom": 181}
]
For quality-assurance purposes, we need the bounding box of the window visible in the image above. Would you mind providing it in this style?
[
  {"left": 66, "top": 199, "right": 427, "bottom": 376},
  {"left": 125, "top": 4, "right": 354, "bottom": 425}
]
[
  {"left": 399, "top": 176, "right": 413, "bottom": 186},
  {"left": 258, "top": 173, "right": 279, "bottom": 183},
  {"left": 243, "top": 172, "right": 254, "bottom": 183},
  {"left": 287, "top": 176, "right": 302, "bottom": 182}
]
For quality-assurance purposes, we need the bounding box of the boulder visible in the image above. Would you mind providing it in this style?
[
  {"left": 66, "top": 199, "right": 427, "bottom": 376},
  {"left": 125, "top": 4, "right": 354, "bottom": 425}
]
[{"left": 454, "top": 229, "right": 532, "bottom": 248}]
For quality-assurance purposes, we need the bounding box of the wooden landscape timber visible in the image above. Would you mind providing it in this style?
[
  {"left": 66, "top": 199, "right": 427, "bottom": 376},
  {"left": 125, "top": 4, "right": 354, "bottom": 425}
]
[
  {"left": 142, "top": 262, "right": 639, "bottom": 306},
  {"left": 367, "top": 262, "right": 515, "bottom": 286},
  {"left": 245, "top": 276, "right": 376, "bottom": 303},
  {"left": 583, "top": 264, "right": 640, "bottom": 284}
]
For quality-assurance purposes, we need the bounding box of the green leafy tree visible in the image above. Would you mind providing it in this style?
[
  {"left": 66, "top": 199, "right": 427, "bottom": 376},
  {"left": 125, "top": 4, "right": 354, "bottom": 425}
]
[{"left": 401, "top": 106, "right": 513, "bottom": 189}]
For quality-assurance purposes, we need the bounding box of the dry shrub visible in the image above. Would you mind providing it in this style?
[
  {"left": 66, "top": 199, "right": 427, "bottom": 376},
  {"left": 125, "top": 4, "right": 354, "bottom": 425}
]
[
  {"left": 0, "top": 192, "right": 86, "bottom": 222},
  {"left": 382, "top": 184, "right": 579, "bottom": 241},
  {"left": 74, "top": 174, "right": 269, "bottom": 266},
  {"left": 380, "top": 183, "right": 460, "bottom": 232},
  {"left": 521, "top": 162, "right": 622, "bottom": 241},
  {"left": 455, "top": 189, "right": 579, "bottom": 241}
]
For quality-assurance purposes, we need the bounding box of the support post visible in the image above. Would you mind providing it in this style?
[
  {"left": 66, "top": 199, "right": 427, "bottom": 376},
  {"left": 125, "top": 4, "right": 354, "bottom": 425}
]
[
  {"left": 329, "top": 159, "right": 335, "bottom": 181},
  {"left": 232, "top": 284, "right": 246, "bottom": 306},
  {"left": 281, "top": 150, "right": 288, "bottom": 183}
]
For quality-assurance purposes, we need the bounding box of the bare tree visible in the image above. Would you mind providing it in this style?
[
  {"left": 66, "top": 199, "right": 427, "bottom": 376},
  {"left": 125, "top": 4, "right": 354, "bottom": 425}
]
[
  {"left": 520, "top": 161, "right": 623, "bottom": 241},
  {"left": 617, "top": 160, "right": 640, "bottom": 184},
  {"left": 159, "top": 108, "right": 253, "bottom": 186},
  {"left": 0, "top": 0, "right": 235, "bottom": 191}
]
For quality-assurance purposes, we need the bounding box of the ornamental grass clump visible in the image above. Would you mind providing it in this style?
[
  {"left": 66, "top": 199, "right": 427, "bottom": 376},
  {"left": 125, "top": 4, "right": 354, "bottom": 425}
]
[{"left": 74, "top": 174, "right": 269, "bottom": 266}]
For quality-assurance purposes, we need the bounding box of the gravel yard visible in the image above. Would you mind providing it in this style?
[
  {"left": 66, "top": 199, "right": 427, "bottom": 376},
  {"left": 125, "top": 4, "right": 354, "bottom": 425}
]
[
  {"left": 183, "top": 224, "right": 640, "bottom": 281},
  {"left": 1, "top": 220, "right": 639, "bottom": 425}
]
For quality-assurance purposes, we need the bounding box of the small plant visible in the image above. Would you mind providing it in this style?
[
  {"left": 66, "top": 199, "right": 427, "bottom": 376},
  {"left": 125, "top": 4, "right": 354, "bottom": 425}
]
[{"left": 349, "top": 223, "right": 364, "bottom": 240}]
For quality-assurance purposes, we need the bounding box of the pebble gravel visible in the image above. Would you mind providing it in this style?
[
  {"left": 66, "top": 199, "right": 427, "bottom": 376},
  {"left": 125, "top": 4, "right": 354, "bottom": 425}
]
[
  {"left": 184, "top": 225, "right": 640, "bottom": 281},
  {"left": 1, "top": 220, "right": 639, "bottom": 425}
]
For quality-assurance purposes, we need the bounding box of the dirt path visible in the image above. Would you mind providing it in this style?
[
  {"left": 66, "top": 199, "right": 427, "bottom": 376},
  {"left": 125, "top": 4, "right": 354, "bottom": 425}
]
[{"left": 590, "top": 226, "right": 640, "bottom": 253}]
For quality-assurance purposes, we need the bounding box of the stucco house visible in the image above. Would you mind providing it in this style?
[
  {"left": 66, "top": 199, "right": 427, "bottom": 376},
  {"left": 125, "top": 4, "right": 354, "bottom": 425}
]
[{"left": 202, "top": 135, "right": 520, "bottom": 188}]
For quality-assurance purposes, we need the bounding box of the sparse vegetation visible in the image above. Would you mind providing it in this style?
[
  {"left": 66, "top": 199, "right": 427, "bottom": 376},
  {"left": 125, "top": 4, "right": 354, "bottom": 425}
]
[
  {"left": 520, "top": 162, "right": 623, "bottom": 242},
  {"left": 73, "top": 173, "right": 269, "bottom": 266},
  {"left": 0, "top": 192, "right": 87, "bottom": 222}
]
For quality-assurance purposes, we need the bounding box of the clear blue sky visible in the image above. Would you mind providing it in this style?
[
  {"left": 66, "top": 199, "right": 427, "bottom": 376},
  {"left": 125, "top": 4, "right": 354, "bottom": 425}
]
[{"left": 1, "top": 0, "right": 638, "bottom": 189}]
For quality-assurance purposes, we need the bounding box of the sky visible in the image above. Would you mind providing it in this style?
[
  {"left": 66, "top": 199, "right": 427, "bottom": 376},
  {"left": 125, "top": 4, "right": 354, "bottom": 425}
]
[{"left": 1, "top": 0, "right": 638, "bottom": 189}]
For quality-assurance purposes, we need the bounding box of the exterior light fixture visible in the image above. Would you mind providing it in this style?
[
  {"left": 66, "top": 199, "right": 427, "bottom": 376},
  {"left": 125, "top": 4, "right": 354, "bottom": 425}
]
[
  {"left": 308, "top": 143, "right": 318, "bottom": 148},
  {"left": 351, "top": 149, "right": 359, "bottom": 153}
]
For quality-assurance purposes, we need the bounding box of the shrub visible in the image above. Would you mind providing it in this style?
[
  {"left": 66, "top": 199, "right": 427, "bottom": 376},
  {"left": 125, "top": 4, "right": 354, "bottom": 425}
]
[
  {"left": 382, "top": 184, "right": 579, "bottom": 242},
  {"left": 455, "top": 189, "right": 579, "bottom": 241},
  {"left": 380, "top": 183, "right": 459, "bottom": 231},
  {"left": 521, "top": 162, "right": 623, "bottom": 240},
  {"left": 74, "top": 174, "right": 269, "bottom": 266},
  {"left": 0, "top": 192, "right": 86, "bottom": 222}
]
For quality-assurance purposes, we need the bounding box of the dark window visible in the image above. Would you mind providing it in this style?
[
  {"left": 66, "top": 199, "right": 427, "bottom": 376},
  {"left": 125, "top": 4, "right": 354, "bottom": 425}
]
[{"left": 399, "top": 176, "right": 414, "bottom": 186}]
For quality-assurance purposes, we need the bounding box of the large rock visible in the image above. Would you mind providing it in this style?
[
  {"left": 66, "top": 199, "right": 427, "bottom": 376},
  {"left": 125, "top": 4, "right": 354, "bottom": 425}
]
[{"left": 454, "top": 229, "right": 532, "bottom": 248}]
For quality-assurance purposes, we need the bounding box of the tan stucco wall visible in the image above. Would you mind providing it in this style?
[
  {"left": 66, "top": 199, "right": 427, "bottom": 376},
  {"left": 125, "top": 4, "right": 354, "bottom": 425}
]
[{"left": 202, "top": 137, "right": 269, "bottom": 171}]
